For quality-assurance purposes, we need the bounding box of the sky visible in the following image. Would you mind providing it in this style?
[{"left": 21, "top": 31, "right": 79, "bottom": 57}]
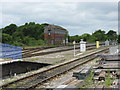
[{"left": 0, "top": 1, "right": 118, "bottom": 36}]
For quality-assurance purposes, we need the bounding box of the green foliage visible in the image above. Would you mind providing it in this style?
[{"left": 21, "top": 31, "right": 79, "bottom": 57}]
[
  {"left": 92, "top": 30, "right": 106, "bottom": 41},
  {"left": 2, "top": 22, "right": 49, "bottom": 46},
  {"left": 23, "top": 37, "right": 46, "bottom": 46},
  {"left": 2, "top": 24, "right": 17, "bottom": 35},
  {"left": 87, "top": 35, "right": 97, "bottom": 43},
  {"left": 2, "top": 22, "right": 117, "bottom": 46},
  {"left": 118, "top": 35, "right": 120, "bottom": 43},
  {"left": 82, "top": 72, "right": 95, "bottom": 88},
  {"left": 81, "top": 33, "right": 90, "bottom": 41},
  {"left": 69, "top": 35, "right": 81, "bottom": 43},
  {"left": 104, "top": 71, "right": 113, "bottom": 87},
  {"left": 2, "top": 33, "right": 13, "bottom": 44},
  {"left": 69, "top": 29, "right": 117, "bottom": 43},
  {"left": 106, "top": 30, "right": 117, "bottom": 41},
  {"left": 0, "top": 29, "right": 2, "bottom": 42},
  {"left": 12, "top": 42, "right": 24, "bottom": 46}
]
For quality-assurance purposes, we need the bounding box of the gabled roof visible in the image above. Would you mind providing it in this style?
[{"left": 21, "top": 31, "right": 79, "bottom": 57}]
[{"left": 46, "top": 24, "right": 67, "bottom": 31}]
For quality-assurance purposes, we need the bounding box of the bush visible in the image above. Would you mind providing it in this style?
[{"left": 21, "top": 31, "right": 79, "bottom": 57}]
[
  {"left": 22, "top": 36, "right": 46, "bottom": 46},
  {"left": 2, "top": 33, "right": 13, "bottom": 44},
  {"left": 118, "top": 35, "right": 120, "bottom": 43},
  {"left": 12, "top": 42, "right": 24, "bottom": 46}
]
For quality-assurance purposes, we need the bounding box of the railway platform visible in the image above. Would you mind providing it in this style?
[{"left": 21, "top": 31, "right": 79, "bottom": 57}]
[
  {"left": 0, "top": 59, "right": 23, "bottom": 65},
  {"left": 23, "top": 46, "right": 106, "bottom": 64},
  {"left": 0, "top": 46, "right": 109, "bottom": 88},
  {"left": 1, "top": 45, "right": 118, "bottom": 88}
]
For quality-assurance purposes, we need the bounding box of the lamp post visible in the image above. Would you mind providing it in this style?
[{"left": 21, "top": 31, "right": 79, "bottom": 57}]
[
  {"left": 48, "top": 30, "right": 51, "bottom": 44},
  {"left": 73, "top": 41, "right": 76, "bottom": 56}
]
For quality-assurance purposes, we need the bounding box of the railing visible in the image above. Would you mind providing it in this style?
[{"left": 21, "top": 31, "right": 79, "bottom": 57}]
[{"left": 0, "top": 43, "right": 22, "bottom": 59}]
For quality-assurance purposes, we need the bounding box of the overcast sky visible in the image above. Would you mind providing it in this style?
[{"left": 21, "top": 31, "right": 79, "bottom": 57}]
[{"left": 1, "top": 2, "right": 118, "bottom": 36}]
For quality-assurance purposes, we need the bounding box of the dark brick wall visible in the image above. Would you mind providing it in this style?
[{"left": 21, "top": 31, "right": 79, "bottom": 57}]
[
  {"left": 44, "top": 33, "right": 66, "bottom": 44},
  {"left": 44, "top": 24, "right": 67, "bottom": 44},
  {"left": 1, "top": 61, "right": 50, "bottom": 79}
]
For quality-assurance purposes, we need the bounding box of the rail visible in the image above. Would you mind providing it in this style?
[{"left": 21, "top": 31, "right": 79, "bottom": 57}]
[
  {"left": 22, "top": 43, "right": 105, "bottom": 58},
  {"left": 1, "top": 47, "right": 109, "bottom": 89}
]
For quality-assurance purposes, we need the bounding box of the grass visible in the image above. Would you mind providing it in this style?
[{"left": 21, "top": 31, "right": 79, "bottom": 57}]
[
  {"left": 95, "top": 58, "right": 101, "bottom": 62},
  {"left": 22, "top": 44, "right": 61, "bottom": 49},
  {"left": 53, "top": 59, "right": 67, "bottom": 65},
  {"left": 23, "top": 57, "right": 42, "bottom": 62},
  {"left": 0, "top": 58, "right": 12, "bottom": 61},
  {"left": 81, "top": 71, "right": 116, "bottom": 88},
  {"left": 81, "top": 72, "right": 96, "bottom": 88},
  {"left": 104, "top": 71, "right": 115, "bottom": 87},
  {"left": 30, "top": 58, "right": 41, "bottom": 61}
]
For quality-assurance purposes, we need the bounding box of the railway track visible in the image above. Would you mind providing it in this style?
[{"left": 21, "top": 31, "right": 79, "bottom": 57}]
[
  {"left": 22, "top": 46, "right": 77, "bottom": 56},
  {"left": 22, "top": 44, "right": 76, "bottom": 54},
  {"left": 1, "top": 47, "right": 108, "bottom": 89},
  {"left": 22, "top": 46, "right": 60, "bottom": 54},
  {"left": 22, "top": 43, "right": 103, "bottom": 58}
]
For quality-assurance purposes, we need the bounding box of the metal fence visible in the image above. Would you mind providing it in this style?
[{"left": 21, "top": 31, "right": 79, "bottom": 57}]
[{"left": 0, "top": 43, "right": 22, "bottom": 59}]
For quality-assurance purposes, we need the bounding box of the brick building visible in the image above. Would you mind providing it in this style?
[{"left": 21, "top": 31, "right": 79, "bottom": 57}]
[{"left": 44, "top": 24, "right": 68, "bottom": 44}]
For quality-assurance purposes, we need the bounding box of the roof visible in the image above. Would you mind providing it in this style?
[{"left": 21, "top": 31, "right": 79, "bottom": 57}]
[{"left": 46, "top": 24, "right": 67, "bottom": 31}]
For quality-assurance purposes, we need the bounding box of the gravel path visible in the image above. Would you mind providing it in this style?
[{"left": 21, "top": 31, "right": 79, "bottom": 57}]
[
  {"left": 36, "top": 58, "right": 97, "bottom": 88},
  {"left": 23, "top": 47, "right": 99, "bottom": 64},
  {"left": 25, "top": 45, "right": 80, "bottom": 54}
]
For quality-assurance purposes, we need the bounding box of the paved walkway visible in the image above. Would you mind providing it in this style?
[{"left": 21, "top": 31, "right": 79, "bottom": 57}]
[{"left": 0, "top": 59, "right": 22, "bottom": 64}]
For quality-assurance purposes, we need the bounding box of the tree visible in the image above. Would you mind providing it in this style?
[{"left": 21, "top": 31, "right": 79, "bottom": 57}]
[
  {"left": 88, "top": 35, "right": 98, "bottom": 43},
  {"left": 2, "top": 24, "right": 17, "bottom": 35},
  {"left": 1, "top": 22, "right": 49, "bottom": 46},
  {"left": 106, "top": 30, "right": 117, "bottom": 41},
  {"left": 81, "top": 33, "right": 91, "bottom": 41},
  {"left": 69, "top": 35, "right": 81, "bottom": 43},
  {"left": 92, "top": 30, "right": 106, "bottom": 41},
  {"left": 118, "top": 35, "right": 120, "bottom": 43},
  {"left": 2, "top": 33, "right": 13, "bottom": 44}
]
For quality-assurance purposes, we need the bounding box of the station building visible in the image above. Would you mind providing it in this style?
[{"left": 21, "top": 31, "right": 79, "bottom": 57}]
[{"left": 44, "top": 24, "right": 68, "bottom": 44}]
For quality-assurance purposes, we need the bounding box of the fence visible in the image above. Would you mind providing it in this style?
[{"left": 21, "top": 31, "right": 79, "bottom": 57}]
[{"left": 0, "top": 43, "right": 22, "bottom": 59}]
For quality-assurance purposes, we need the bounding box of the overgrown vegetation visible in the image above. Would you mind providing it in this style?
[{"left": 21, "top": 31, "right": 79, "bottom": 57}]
[
  {"left": 104, "top": 71, "right": 115, "bottom": 87},
  {"left": 81, "top": 72, "right": 95, "bottom": 88},
  {"left": 1, "top": 22, "right": 48, "bottom": 46},
  {"left": 1, "top": 22, "right": 118, "bottom": 47},
  {"left": 69, "top": 30, "right": 118, "bottom": 43},
  {"left": 81, "top": 71, "right": 116, "bottom": 88}
]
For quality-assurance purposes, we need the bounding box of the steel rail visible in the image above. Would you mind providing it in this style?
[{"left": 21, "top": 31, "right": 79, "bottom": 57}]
[
  {"left": 22, "top": 44, "right": 99, "bottom": 58},
  {"left": 1, "top": 47, "right": 108, "bottom": 89},
  {"left": 22, "top": 43, "right": 104, "bottom": 57}
]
